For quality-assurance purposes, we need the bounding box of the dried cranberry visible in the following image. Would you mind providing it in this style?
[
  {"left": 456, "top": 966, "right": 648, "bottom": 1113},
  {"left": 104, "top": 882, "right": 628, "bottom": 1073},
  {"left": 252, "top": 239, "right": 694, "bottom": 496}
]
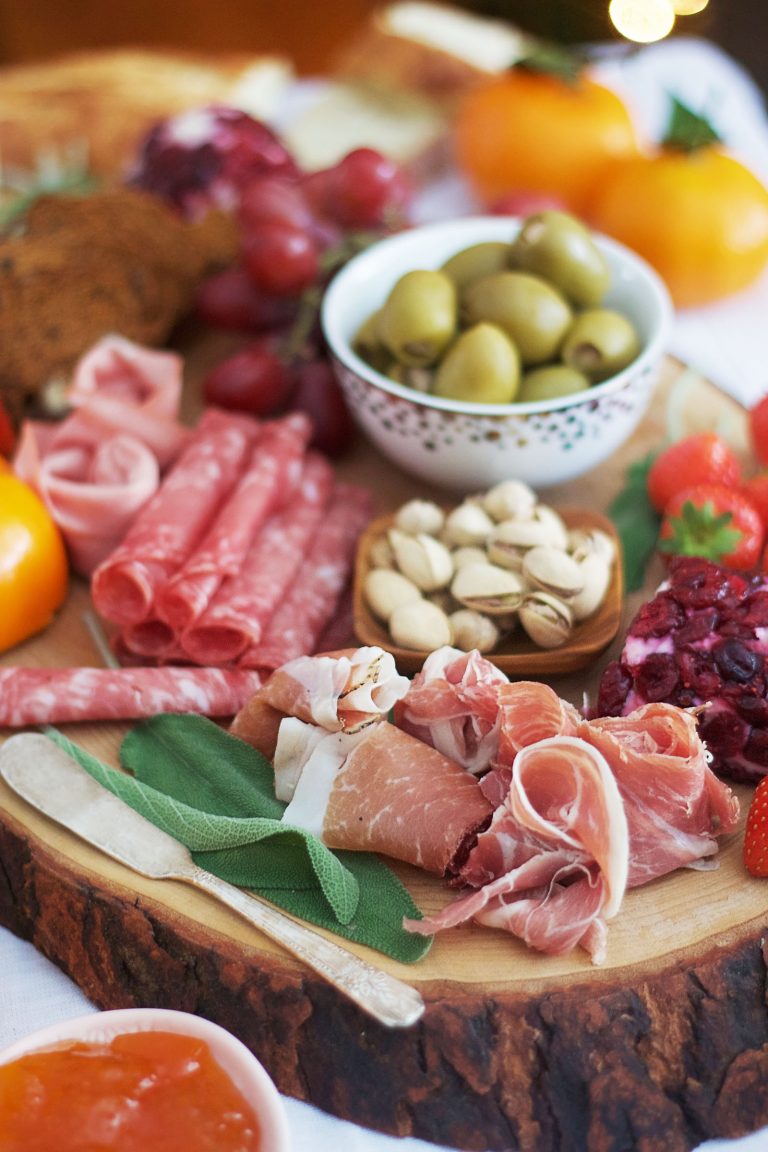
[
  {"left": 669, "top": 555, "right": 748, "bottom": 611},
  {"left": 595, "top": 661, "right": 632, "bottom": 716},
  {"left": 734, "top": 692, "right": 768, "bottom": 726},
  {"left": 674, "top": 609, "right": 720, "bottom": 647},
  {"left": 675, "top": 649, "right": 722, "bottom": 697},
  {"left": 713, "top": 638, "right": 764, "bottom": 683},
  {"left": 698, "top": 706, "right": 749, "bottom": 757},
  {"left": 634, "top": 652, "right": 680, "bottom": 702},
  {"left": 744, "top": 728, "right": 768, "bottom": 768},
  {"left": 630, "top": 593, "right": 685, "bottom": 639},
  {"left": 739, "top": 591, "right": 768, "bottom": 629},
  {"left": 671, "top": 687, "right": 700, "bottom": 708}
]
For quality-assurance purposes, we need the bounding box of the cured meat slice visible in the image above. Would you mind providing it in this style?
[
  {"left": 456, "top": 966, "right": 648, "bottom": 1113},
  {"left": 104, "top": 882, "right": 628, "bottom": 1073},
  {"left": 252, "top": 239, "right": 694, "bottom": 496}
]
[
  {"left": 155, "top": 412, "right": 312, "bottom": 632},
  {"left": 281, "top": 720, "right": 493, "bottom": 876},
  {"left": 230, "top": 645, "right": 410, "bottom": 758},
  {"left": 91, "top": 408, "right": 258, "bottom": 626},
  {"left": 239, "top": 482, "right": 373, "bottom": 670},
  {"left": 0, "top": 666, "right": 262, "bottom": 726},
  {"left": 393, "top": 646, "right": 509, "bottom": 774},
  {"left": 581, "top": 702, "right": 741, "bottom": 885},
  {"left": 480, "top": 681, "right": 582, "bottom": 808},
  {"left": 67, "top": 334, "right": 189, "bottom": 468},
  {"left": 406, "top": 736, "right": 629, "bottom": 962},
  {"left": 13, "top": 421, "right": 159, "bottom": 576},
  {"left": 179, "top": 452, "right": 334, "bottom": 665}
]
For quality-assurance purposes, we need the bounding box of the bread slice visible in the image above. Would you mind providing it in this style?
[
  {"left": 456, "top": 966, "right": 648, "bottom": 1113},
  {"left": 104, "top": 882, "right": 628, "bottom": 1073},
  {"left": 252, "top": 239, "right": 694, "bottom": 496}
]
[{"left": 0, "top": 48, "right": 294, "bottom": 180}]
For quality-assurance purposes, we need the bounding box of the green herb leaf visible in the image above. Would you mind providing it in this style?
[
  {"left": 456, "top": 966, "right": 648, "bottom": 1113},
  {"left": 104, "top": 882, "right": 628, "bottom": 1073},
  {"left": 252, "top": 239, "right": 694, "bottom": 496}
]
[
  {"left": 662, "top": 95, "right": 721, "bottom": 153},
  {"left": 47, "top": 719, "right": 430, "bottom": 963},
  {"left": 608, "top": 452, "right": 662, "bottom": 592}
]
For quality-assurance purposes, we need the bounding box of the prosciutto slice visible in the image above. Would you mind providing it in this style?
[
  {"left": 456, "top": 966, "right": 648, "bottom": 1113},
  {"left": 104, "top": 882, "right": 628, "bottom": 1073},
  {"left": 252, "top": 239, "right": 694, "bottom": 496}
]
[
  {"left": 0, "top": 666, "right": 262, "bottom": 726},
  {"left": 581, "top": 702, "right": 741, "bottom": 885},
  {"left": 13, "top": 421, "right": 159, "bottom": 576},
  {"left": 480, "top": 681, "right": 582, "bottom": 808},
  {"left": 239, "top": 482, "right": 373, "bottom": 670},
  {"left": 276, "top": 718, "right": 493, "bottom": 876},
  {"left": 91, "top": 408, "right": 258, "bottom": 626},
  {"left": 406, "top": 736, "right": 630, "bottom": 963},
  {"left": 393, "top": 646, "right": 509, "bottom": 774},
  {"left": 155, "top": 412, "right": 312, "bottom": 632},
  {"left": 230, "top": 645, "right": 410, "bottom": 758},
  {"left": 180, "top": 452, "right": 334, "bottom": 665},
  {"left": 67, "top": 334, "right": 190, "bottom": 468}
]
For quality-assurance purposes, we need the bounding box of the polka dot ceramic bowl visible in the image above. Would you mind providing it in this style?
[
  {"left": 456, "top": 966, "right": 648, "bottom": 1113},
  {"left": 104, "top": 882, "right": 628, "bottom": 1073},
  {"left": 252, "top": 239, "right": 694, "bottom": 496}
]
[{"left": 321, "top": 216, "right": 673, "bottom": 492}]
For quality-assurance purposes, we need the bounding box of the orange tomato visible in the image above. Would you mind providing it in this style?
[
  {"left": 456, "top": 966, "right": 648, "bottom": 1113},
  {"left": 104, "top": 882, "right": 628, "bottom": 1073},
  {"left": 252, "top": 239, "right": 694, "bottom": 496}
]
[
  {"left": 0, "top": 474, "right": 69, "bottom": 652},
  {"left": 590, "top": 147, "right": 768, "bottom": 307},
  {"left": 454, "top": 69, "right": 639, "bottom": 215}
]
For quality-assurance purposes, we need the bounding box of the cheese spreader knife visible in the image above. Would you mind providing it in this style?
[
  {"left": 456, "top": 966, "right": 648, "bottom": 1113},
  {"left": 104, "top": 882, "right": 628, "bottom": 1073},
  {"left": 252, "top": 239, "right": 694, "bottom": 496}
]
[{"left": 0, "top": 733, "right": 425, "bottom": 1029}]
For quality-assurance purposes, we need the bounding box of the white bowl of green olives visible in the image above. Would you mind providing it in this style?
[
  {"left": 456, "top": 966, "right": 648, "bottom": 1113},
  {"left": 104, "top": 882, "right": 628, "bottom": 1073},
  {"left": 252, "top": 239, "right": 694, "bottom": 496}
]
[{"left": 321, "top": 213, "right": 673, "bottom": 490}]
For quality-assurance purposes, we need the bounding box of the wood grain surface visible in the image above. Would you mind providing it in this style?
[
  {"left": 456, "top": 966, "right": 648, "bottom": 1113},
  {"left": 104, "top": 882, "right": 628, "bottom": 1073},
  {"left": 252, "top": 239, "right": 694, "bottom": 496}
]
[{"left": 2, "top": 343, "right": 767, "bottom": 1152}]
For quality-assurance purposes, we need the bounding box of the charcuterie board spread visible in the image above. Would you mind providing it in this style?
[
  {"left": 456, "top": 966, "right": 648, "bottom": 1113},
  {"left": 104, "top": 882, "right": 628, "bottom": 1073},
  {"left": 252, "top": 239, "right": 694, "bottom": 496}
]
[{"left": 1, "top": 16, "right": 768, "bottom": 1151}]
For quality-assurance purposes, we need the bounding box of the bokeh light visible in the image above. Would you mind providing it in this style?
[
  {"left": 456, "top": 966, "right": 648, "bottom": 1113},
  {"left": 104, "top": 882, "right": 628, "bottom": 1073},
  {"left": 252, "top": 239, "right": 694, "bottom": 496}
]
[
  {"left": 671, "top": 0, "right": 709, "bottom": 13},
  {"left": 609, "top": 0, "right": 676, "bottom": 43}
]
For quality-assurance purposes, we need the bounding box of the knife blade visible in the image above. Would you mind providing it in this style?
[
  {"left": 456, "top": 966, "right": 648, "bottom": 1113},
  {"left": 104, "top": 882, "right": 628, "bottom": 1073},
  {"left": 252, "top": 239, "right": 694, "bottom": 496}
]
[{"left": 0, "top": 733, "right": 425, "bottom": 1029}]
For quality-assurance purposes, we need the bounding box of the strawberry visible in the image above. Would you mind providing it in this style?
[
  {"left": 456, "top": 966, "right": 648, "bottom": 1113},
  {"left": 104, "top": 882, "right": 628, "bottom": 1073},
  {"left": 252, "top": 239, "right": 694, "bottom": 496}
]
[
  {"left": 750, "top": 394, "right": 768, "bottom": 467},
  {"left": 659, "top": 483, "right": 765, "bottom": 570},
  {"left": 744, "top": 776, "right": 768, "bottom": 877},
  {"left": 646, "top": 433, "right": 743, "bottom": 514},
  {"left": 743, "top": 472, "right": 768, "bottom": 530},
  {"left": 0, "top": 397, "right": 15, "bottom": 459}
]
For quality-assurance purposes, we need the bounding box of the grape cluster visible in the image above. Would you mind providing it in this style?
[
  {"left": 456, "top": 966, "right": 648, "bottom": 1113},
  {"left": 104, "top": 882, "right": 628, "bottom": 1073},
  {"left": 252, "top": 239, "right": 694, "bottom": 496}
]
[
  {"left": 198, "top": 144, "right": 413, "bottom": 456},
  {"left": 596, "top": 555, "right": 768, "bottom": 783}
]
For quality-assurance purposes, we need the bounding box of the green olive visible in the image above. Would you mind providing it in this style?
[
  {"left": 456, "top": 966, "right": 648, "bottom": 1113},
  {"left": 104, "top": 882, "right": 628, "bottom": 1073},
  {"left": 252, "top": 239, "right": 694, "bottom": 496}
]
[
  {"left": 440, "top": 241, "right": 511, "bottom": 292},
  {"left": 432, "top": 322, "right": 520, "bottom": 404},
  {"left": 354, "top": 309, "right": 391, "bottom": 373},
  {"left": 561, "top": 309, "right": 641, "bottom": 381},
  {"left": 462, "top": 271, "right": 572, "bottom": 366},
  {"left": 377, "top": 269, "right": 457, "bottom": 367},
  {"left": 518, "top": 364, "right": 591, "bottom": 403},
  {"left": 510, "top": 211, "right": 611, "bottom": 308}
]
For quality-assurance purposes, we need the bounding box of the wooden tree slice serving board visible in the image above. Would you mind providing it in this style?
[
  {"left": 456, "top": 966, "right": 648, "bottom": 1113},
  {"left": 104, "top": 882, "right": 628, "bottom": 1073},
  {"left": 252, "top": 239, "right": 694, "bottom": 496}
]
[{"left": 1, "top": 346, "right": 767, "bottom": 1152}]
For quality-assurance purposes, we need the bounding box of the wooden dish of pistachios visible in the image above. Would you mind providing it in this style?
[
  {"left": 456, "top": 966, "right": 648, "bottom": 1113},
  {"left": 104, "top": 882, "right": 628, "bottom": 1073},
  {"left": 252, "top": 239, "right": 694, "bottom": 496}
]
[{"left": 353, "top": 484, "right": 624, "bottom": 677}]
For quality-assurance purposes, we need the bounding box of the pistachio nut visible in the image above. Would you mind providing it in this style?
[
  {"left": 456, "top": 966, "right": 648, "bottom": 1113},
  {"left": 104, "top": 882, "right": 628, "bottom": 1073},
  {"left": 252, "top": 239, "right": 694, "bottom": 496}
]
[
  {"left": 518, "top": 591, "right": 573, "bottom": 648},
  {"left": 443, "top": 500, "right": 496, "bottom": 547},
  {"left": 388, "top": 528, "right": 454, "bottom": 591},
  {"left": 570, "top": 553, "right": 612, "bottom": 621},
  {"left": 394, "top": 499, "right": 445, "bottom": 537},
  {"left": 567, "top": 527, "right": 616, "bottom": 565},
  {"left": 451, "top": 561, "right": 527, "bottom": 615},
  {"left": 389, "top": 598, "right": 453, "bottom": 651},
  {"left": 368, "top": 535, "right": 395, "bottom": 569},
  {"left": 451, "top": 545, "right": 489, "bottom": 570},
  {"left": 482, "top": 478, "right": 537, "bottom": 522},
  {"left": 449, "top": 608, "right": 500, "bottom": 654},
  {"left": 522, "top": 545, "right": 584, "bottom": 601},
  {"left": 364, "top": 568, "right": 423, "bottom": 622}
]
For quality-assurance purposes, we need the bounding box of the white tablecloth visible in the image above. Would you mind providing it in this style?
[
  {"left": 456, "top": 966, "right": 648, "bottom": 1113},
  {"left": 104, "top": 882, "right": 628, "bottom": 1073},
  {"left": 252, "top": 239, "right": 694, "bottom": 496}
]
[{"left": 2, "top": 34, "right": 768, "bottom": 1152}]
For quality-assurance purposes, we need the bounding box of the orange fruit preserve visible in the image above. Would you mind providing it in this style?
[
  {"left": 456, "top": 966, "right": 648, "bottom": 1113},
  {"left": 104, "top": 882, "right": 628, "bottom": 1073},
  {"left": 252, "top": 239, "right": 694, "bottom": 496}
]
[{"left": 0, "top": 1030, "right": 262, "bottom": 1151}]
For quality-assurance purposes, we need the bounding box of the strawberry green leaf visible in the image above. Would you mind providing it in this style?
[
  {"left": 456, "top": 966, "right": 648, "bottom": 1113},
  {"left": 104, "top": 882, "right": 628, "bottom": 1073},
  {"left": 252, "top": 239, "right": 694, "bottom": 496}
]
[{"left": 659, "top": 498, "right": 742, "bottom": 561}]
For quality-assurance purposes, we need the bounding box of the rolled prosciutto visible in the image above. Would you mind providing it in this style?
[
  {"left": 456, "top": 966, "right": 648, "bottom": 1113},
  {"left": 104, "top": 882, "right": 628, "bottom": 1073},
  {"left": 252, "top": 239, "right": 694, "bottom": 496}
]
[
  {"left": 276, "top": 718, "right": 494, "bottom": 877},
  {"left": 406, "top": 735, "right": 630, "bottom": 963},
  {"left": 0, "top": 666, "right": 263, "bottom": 726},
  {"left": 581, "top": 702, "right": 740, "bottom": 884},
  {"left": 231, "top": 646, "right": 410, "bottom": 759},
  {"left": 393, "top": 646, "right": 509, "bottom": 775},
  {"left": 91, "top": 408, "right": 258, "bottom": 626}
]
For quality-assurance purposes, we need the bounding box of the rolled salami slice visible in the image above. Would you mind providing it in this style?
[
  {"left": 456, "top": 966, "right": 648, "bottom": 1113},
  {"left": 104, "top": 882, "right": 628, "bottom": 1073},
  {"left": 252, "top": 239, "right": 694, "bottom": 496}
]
[
  {"left": 180, "top": 452, "right": 334, "bottom": 665},
  {"left": 239, "top": 482, "right": 373, "bottom": 670},
  {"left": 155, "top": 412, "right": 312, "bottom": 632},
  {"left": 280, "top": 720, "right": 493, "bottom": 877},
  {"left": 0, "top": 666, "right": 263, "bottom": 727},
  {"left": 91, "top": 408, "right": 259, "bottom": 627}
]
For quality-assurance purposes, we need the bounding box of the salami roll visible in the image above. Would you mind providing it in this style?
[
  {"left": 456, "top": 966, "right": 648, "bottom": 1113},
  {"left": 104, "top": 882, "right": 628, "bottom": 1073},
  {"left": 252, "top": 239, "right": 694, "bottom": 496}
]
[
  {"left": 239, "top": 482, "right": 373, "bottom": 670},
  {"left": 180, "top": 452, "right": 334, "bottom": 666},
  {"left": 155, "top": 412, "right": 312, "bottom": 632},
  {"left": 0, "top": 666, "right": 263, "bottom": 727},
  {"left": 91, "top": 408, "right": 259, "bottom": 627}
]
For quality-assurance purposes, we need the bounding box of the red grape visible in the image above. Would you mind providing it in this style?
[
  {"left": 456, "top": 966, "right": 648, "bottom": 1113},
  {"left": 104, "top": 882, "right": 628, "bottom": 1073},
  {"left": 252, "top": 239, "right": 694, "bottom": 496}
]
[
  {"left": 238, "top": 175, "right": 312, "bottom": 233},
  {"left": 202, "top": 339, "right": 293, "bottom": 416},
  {"left": 290, "top": 358, "right": 355, "bottom": 457},
  {"left": 241, "top": 222, "right": 319, "bottom": 296},
  {"left": 195, "top": 266, "right": 297, "bottom": 332},
  {"left": 322, "top": 148, "right": 413, "bottom": 229}
]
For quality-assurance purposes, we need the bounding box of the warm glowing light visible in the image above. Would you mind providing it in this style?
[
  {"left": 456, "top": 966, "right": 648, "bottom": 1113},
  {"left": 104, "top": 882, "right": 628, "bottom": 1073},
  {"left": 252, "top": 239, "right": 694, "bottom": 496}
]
[
  {"left": 609, "top": 0, "right": 676, "bottom": 43},
  {"left": 672, "top": 0, "right": 709, "bottom": 13}
]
